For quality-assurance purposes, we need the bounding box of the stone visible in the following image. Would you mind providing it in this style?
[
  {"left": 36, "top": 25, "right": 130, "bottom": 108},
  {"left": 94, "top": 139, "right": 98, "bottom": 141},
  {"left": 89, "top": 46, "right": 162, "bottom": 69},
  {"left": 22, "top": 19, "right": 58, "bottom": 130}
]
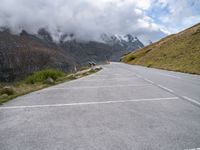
[
  {"left": 1, "top": 86, "right": 15, "bottom": 95},
  {"left": 1, "top": 94, "right": 8, "bottom": 98},
  {"left": 44, "top": 77, "right": 55, "bottom": 84}
]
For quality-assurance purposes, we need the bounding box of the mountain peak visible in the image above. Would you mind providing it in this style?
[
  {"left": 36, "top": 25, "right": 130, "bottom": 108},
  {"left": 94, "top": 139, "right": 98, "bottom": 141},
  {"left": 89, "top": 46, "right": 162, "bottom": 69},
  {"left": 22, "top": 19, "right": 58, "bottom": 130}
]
[
  {"left": 37, "top": 28, "right": 53, "bottom": 42},
  {"left": 101, "top": 33, "right": 144, "bottom": 51}
]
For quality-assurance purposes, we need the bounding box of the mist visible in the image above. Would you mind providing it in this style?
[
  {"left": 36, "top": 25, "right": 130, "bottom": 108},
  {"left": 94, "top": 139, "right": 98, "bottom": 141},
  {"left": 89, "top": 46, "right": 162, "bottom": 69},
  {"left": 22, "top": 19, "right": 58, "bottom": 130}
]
[{"left": 0, "top": 0, "right": 177, "bottom": 43}]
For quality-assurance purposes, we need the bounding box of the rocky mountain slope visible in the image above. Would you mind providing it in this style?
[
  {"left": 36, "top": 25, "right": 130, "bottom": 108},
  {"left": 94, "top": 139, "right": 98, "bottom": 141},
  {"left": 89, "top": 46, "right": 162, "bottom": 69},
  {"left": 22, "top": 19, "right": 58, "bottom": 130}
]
[
  {"left": 0, "top": 28, "right": 144, "bottom": 81},
  {"left": 0, "top": 29, "right": 76, "bottom": 81},
  {"left": 101, "top": 33, "right": 144, "bottom": 61},
  {"left": 101, "top": 33, "right": 144, "bottom": 51},
  {"left": 121, "top": 23, "right": 200, "bottom": 74}
]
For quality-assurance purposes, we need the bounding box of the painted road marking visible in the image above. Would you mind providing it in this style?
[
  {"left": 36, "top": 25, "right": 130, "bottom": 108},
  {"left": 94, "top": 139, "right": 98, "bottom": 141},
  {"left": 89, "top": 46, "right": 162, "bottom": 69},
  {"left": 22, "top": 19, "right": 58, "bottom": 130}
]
[
  {"left": 46, "top": 84, "right": 152, "bottom": 90},
  {"left": 0, "top": 97, "right": 179, "bottom": 110},
  {"left": 144, "top": 78, "right": 154, "bottom": 84},
  {"left": 185, "top": 148, "right": 200, "bottom": 150},
  {"left": 135, "top": 74, "right": 142, "bottom": 78},
  {"left": 80, "top": 79, "right": 136, "bottom": 82},
  {"left": 158, "top": 73, "right": 181, "bottom": 79},
  {"left": 183, "top": 96, "right": 200, "bottom": 107},
  {"left": 80, "top": 78, "right": 138, "bottom": 81},
  {"left": 130, "top": 73, "right": 175, "bottom": 94},
  {"left": 157, "top": 84, "right": 174, "bottom": 93}
]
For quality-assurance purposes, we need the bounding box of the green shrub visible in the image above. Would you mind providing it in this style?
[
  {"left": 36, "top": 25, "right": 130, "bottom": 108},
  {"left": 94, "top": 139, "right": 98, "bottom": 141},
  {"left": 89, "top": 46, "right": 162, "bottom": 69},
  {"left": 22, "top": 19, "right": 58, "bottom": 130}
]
[
  {"left": 146, "top": 62, "right": 153, "bottom": 67},
  {"left": 24, "top": 69, "right": 65, "bottom": 84},
  {"left": 126, "top": 55, "right": 136, "bottom": 62},
  {"left": 80, "top": 66, "right": 90, "bottom": 71},
  {"left": 0, "top": 86, "right": 15, "bottom": 95}
]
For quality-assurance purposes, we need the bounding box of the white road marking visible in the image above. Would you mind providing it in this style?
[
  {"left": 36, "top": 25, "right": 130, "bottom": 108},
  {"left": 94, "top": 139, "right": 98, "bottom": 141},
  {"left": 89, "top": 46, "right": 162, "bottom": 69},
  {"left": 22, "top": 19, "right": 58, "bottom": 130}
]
[
  {"left": 183, "top": 96, "right": 200, "bottom": 107},
  {"left": 144, "top": 78, "right": 154, "bottom": 84},
  {"left": 185, "top": 148, "right": 200, "bottom": 150},
  {"left": 80, "top": 77, "right": 138, "bottom": 81},
  {"left": 0, "top": 97, "right": 178, "bottom": 110},
  {"left": 79, "top": 79, "right": 106, "bottom": 81},
  {"left": 46, "top": 84, "right": 152, "bottom": 90},
  {"left": 158, "top": 73, "right": 181, "bottom": 79},
  {"left": 135, "top": 74, "right": 142, "bottom": 78},
  {"left": 157, "top": 84, "right": 174, "bottom": 93},
  {"left": 131, "top": 73, "right": 155, "bottom": 84}
]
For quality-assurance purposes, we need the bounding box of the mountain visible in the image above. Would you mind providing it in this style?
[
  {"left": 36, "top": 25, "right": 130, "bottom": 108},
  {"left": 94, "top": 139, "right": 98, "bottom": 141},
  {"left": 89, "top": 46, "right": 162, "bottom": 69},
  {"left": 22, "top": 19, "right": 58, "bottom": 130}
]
[
  {"left": 59, "top": 40, "right": 121, "bottom": 65},
  {"left": 101, "top": 33, "right": 144, "bottom": 51},
  {"left": 101, "top": 33, "right": 144, "bottom": 61},
  {"left": 36, "top": 29, "right": 125, "bottom": 64},
  {"left": 0, "top": 29, "right": 76, "bottom": 82},
  {"left": 0, "top": 28, "right": 144, "bottom": 82},
  {"left": 121, "top": 23, "right": 200, "bottom": 74}
]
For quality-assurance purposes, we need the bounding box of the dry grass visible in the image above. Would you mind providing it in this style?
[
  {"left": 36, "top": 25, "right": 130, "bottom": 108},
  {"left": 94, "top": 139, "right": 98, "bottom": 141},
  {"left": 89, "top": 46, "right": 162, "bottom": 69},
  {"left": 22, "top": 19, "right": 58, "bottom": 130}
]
[
  {"left": 0, "top": 67, "right": 102, "bottom": 105},
  {"left": 121, "top": 23, "right": 200, "bottom": 74}
]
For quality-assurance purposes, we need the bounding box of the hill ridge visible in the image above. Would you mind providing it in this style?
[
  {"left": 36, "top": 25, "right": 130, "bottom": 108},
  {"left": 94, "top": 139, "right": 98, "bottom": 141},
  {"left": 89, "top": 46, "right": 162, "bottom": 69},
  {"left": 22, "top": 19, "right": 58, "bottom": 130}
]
[{"left": 121, "top": 23, "right": 200, "bottom": 74}]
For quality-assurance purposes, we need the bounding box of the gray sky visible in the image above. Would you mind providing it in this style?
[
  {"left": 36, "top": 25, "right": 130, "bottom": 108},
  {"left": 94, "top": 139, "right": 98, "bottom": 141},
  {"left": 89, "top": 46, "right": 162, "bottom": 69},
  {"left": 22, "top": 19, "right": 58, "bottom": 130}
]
[{"left": 0, "top": 0, "right": 199, "bottom": 43}]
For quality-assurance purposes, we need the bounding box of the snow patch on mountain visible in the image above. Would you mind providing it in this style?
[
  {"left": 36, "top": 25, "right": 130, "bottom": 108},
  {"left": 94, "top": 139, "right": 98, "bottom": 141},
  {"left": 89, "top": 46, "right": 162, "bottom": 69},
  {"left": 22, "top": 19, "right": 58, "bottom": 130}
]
[{"left": 101, "top": 33, "right": 144, "bottom": 51}]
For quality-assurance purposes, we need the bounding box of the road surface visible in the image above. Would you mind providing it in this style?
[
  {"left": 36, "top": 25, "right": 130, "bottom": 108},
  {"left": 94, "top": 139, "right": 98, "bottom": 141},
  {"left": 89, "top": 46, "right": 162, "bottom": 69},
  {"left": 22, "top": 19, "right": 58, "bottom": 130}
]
[{"left": 0, "top": 62, "right": 200, "bottom": 150}]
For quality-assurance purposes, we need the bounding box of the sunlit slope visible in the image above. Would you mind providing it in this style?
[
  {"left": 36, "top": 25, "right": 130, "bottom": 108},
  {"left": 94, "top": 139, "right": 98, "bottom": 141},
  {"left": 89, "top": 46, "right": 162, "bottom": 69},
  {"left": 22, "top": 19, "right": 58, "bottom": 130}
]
[{"left": 121, "top": 23, "right": 200, "bottom": 74}]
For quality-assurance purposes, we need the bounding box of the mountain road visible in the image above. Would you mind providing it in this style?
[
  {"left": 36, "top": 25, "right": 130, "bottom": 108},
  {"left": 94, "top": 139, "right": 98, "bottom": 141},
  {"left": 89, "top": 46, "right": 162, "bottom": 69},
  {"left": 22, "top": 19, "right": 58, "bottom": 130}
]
[{"left": 0, "top": 62, "right": 200, "bottom": 150}]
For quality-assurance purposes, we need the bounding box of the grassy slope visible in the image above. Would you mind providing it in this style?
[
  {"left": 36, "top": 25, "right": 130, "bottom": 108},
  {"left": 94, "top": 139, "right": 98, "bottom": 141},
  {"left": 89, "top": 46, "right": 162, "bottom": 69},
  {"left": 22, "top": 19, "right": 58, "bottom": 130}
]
[
  {"left": 121, "top": 23, "right": 200, "bottom": 74},
  {"left": 0, "top": 67, "right": 101, "bottom": 105}
]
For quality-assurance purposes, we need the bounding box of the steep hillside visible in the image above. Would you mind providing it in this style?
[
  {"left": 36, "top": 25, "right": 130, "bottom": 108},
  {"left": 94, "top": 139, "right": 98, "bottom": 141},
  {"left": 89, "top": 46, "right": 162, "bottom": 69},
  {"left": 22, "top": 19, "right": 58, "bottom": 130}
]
[
  {"left": 101, "top": 33, "right": 144, "bottom": 61},
  {"left": 60, "top": 41, "right": 117, "bottom": 65},
  {"left": 0, "top": 29, "right": 144, "bottom": 82},
  {"left": 121, "top": 23, "right": 200, "bottom": 74},
  {"left": 101, "top": 34, "right": 144, "bottom": 51},
  {"left": 0, "top": 30, "right": 76, "bottom": 82}
]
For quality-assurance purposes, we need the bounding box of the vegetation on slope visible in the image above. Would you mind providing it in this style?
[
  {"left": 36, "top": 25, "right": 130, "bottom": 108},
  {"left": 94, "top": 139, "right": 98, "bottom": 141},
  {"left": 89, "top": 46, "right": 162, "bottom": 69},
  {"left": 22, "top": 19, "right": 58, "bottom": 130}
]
[
  {"left": 0, "top": 29, "right": 133, "bottom": 82},
  {"left": 121, "top": 23, "right": 200, "bottom": 74},
  {"left": 0, "top": 67, "right": 102, "bottom": 104},
  {"left": 24, "top": 69, "right": 65, "bottom": 84}
]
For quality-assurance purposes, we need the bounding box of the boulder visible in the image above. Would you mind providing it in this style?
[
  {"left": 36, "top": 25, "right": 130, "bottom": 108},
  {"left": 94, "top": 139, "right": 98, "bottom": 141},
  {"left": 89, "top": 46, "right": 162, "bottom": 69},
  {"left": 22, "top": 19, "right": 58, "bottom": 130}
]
[
  {"left": 1, "top": 94, "right": 8, "bottom": 98},
  {"left": 44, "top": 77, "right": 55, "bottom": 84},
  {"left": 0, "top": 86, "right": 15, "bottom": 95}
]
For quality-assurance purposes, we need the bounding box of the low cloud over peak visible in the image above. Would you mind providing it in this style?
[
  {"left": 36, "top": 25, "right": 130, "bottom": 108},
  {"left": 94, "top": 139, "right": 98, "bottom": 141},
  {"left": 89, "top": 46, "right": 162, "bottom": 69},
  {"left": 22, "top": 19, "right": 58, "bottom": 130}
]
[{"left": 0, "top": 0, "right": 199, "bottom": 44}]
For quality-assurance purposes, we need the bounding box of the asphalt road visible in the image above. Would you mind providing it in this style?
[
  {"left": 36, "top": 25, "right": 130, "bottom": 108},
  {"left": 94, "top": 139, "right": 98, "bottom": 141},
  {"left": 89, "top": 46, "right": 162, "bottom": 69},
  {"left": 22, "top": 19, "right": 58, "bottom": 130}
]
[{"left": 0, "top": 62, "right": 200, "bottom": 150}]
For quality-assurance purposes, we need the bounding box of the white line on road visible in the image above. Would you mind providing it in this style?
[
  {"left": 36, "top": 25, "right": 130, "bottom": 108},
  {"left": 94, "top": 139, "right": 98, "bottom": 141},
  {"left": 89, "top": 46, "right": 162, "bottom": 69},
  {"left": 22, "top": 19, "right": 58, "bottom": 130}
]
[
  {"left": 47, "top": 84, "right": 151, "bottom": 90},
  {"left": 157, "top": 84, "right": 174, "bottom": 93},
  {"left": 81, "top": 77, "right": 139, "bottom": 81},
  {"left": 143, "top": 78, "right": 154, "bottom": 84},
  {"left": 184, "top": 148, "right": 200, "bottom": 150},
  {"left": 135, "top": 74, "right": 142, "bottom": 78},
  {"left": 158, "top": 73, "right": 181, "bottom": 79},
  {"left": 0, "top": 97, "right": 179, "bottom": 110},
  {"left": 183, "top": 96, "right": 200, "bottom": 107},
  {"left": 132, "top": 73, "right": 155, "bottom": 84}
]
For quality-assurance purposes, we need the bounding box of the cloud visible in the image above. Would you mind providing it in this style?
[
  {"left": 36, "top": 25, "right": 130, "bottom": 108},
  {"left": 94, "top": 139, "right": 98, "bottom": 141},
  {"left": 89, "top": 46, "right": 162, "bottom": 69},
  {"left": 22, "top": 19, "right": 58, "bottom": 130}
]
[
  {"left": 0, "top": 0, "right": 199, "bottom": 43},
  {"left": 148, "top": 0, "right": 200, "bottom": 33}
]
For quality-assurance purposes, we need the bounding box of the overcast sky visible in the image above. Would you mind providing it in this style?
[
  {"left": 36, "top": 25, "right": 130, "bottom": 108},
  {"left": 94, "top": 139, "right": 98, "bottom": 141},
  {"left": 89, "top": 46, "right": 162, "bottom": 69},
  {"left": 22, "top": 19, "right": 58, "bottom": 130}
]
[{"left": 0, "top": 0, "right": 200, "bottom": 43}]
